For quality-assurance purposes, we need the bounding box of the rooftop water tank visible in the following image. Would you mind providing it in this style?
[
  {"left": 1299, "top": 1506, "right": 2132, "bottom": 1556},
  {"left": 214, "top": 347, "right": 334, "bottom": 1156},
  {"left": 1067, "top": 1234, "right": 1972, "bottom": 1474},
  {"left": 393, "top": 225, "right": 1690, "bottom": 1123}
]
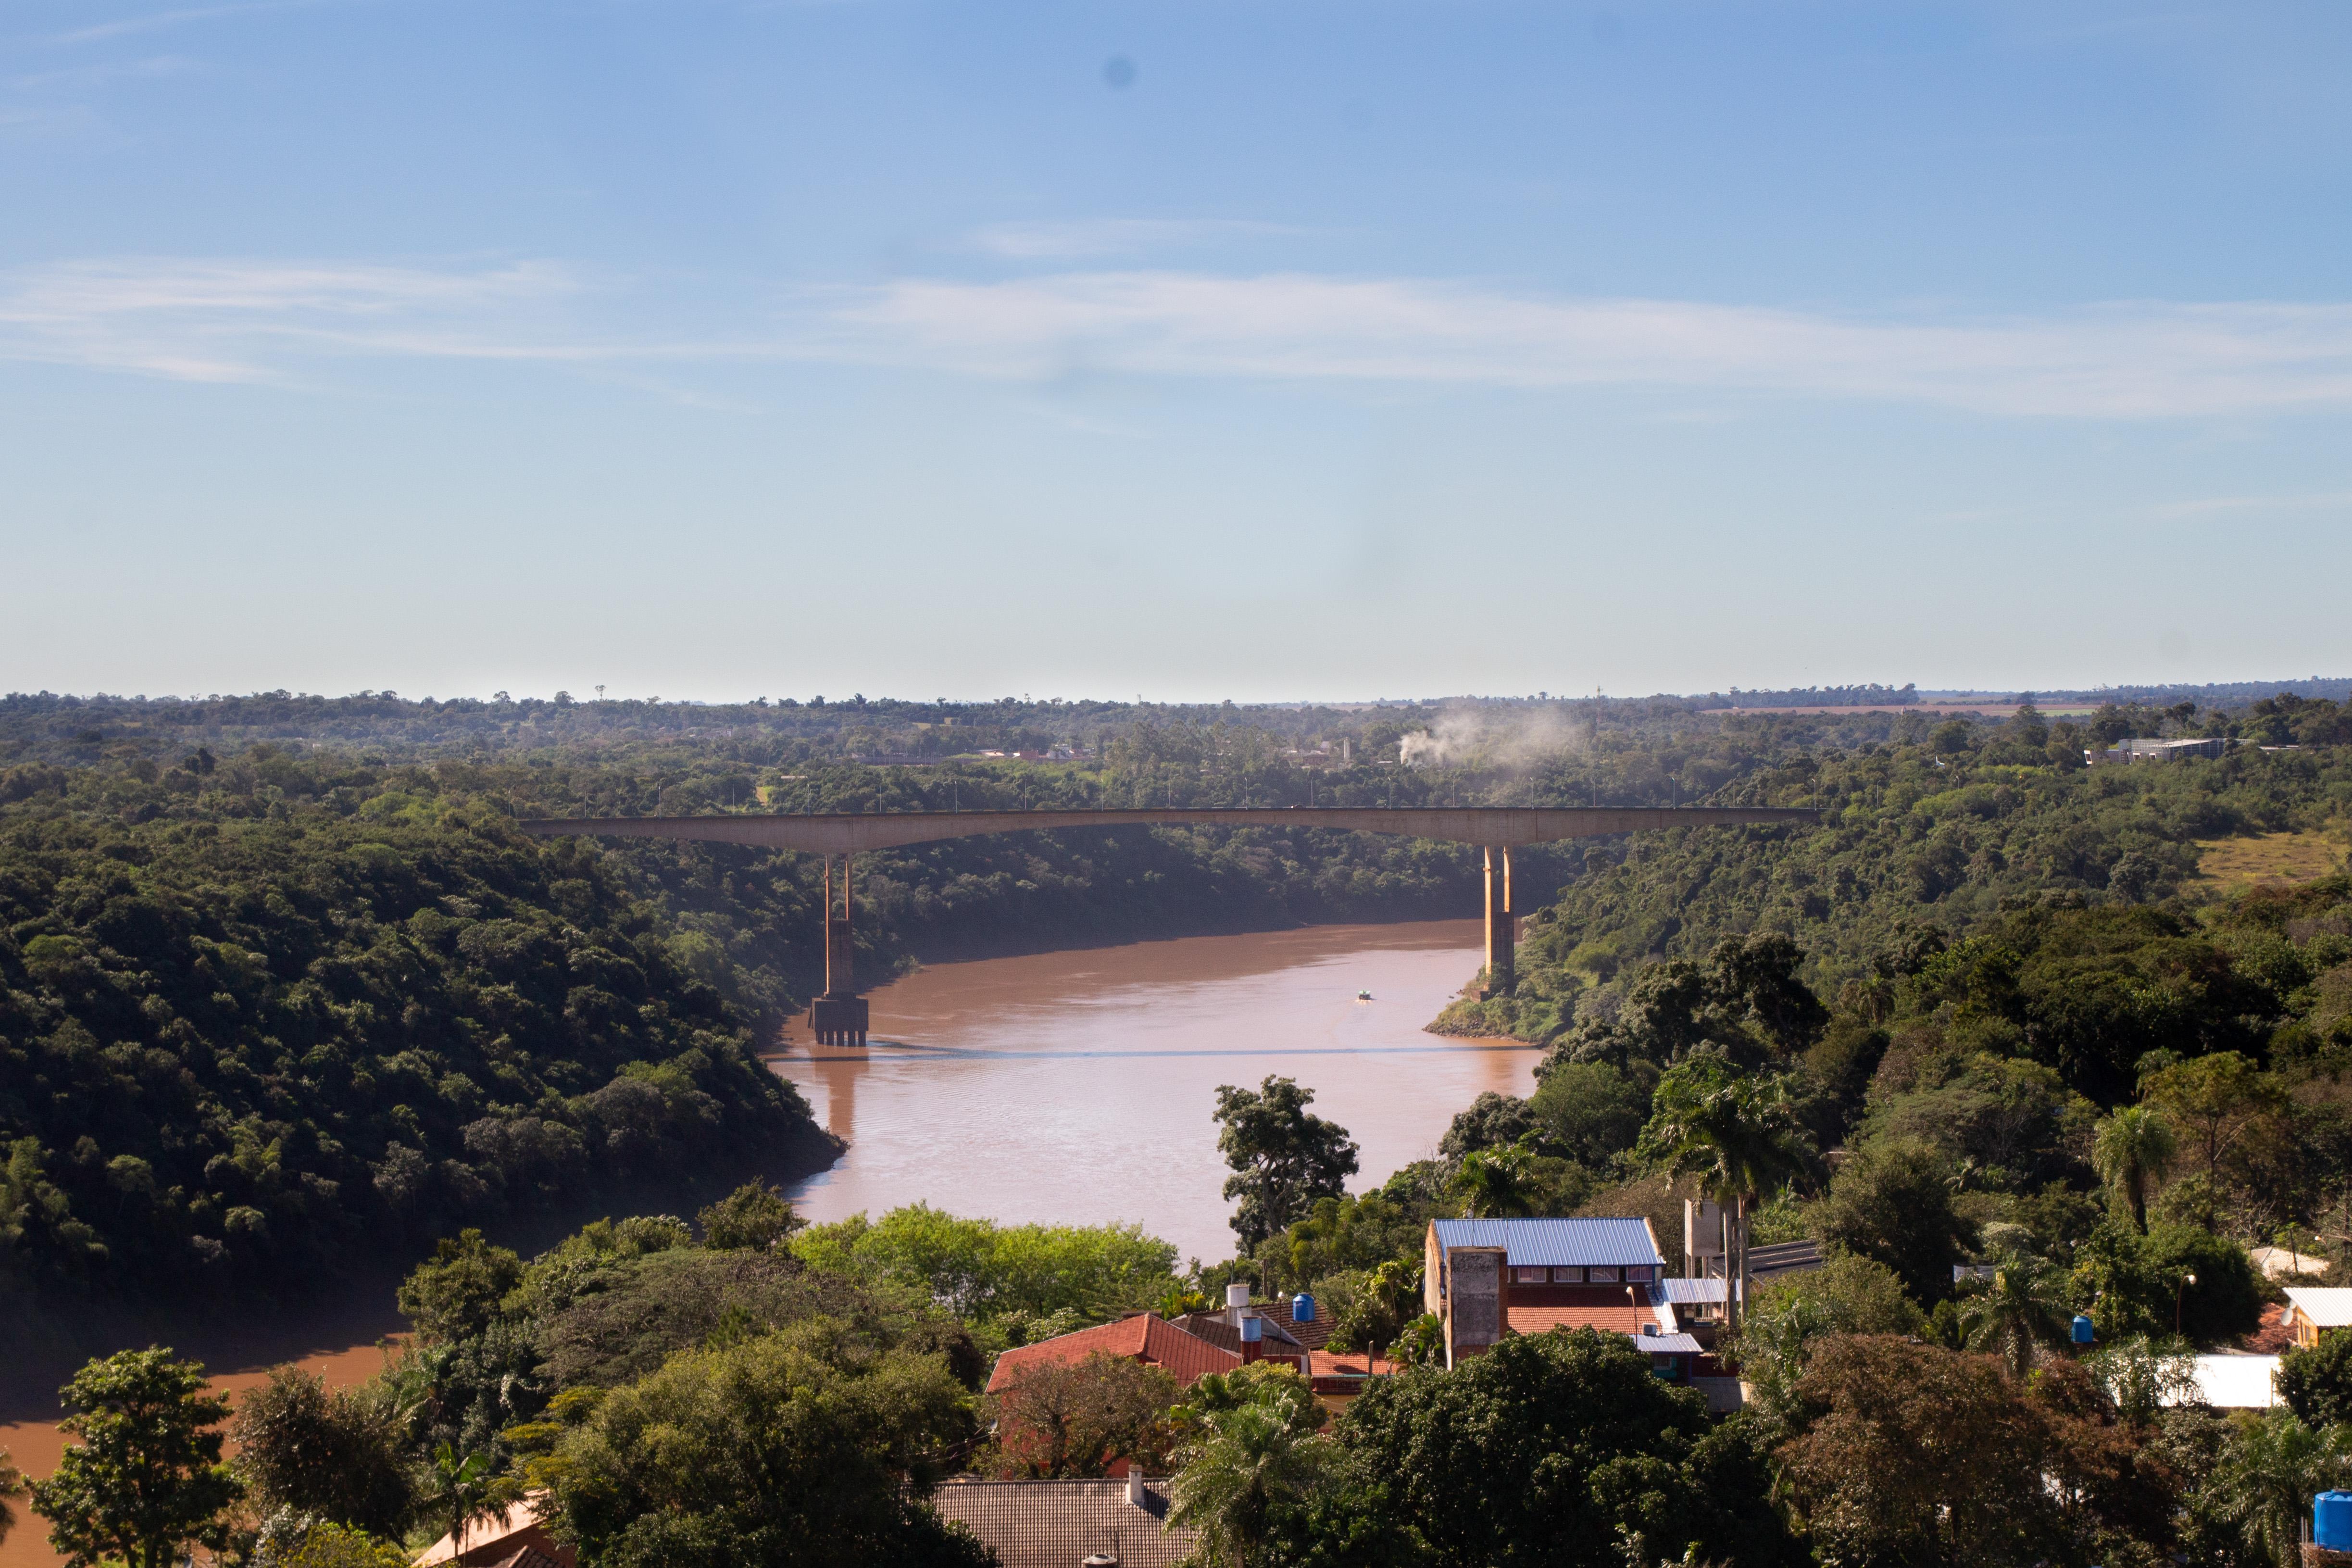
[
  {"left": 1226, "top": 1283, "right": 1251, "bottom": 1311},
  {"left": 2071, "top": 1315, "right": 2095, "bottom": 1345},
  {"left": 2317, "top": 1491, "right": 2352, "bottom": 1550},
  {"left": 1240, "top": 1316, "right": 1264, "bottom": 1343},
  {"left": 1293, "top": 1292, "right": 1316, "bottom": 1323}
]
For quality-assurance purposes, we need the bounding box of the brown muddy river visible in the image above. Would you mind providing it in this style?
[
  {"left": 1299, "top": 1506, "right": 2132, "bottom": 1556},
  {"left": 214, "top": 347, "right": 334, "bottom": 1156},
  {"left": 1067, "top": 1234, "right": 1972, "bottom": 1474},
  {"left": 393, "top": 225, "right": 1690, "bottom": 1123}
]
[{"left": 772, "top": 918, "right": 1538, "bottom": 1266}]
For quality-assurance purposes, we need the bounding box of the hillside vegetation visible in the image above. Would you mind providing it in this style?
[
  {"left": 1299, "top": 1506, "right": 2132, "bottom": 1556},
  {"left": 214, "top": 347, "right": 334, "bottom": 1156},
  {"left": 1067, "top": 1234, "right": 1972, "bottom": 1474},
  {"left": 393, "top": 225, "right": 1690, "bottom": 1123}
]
[{"left": 1439, "top": 705, "right": 2352, "bottom": 1044}]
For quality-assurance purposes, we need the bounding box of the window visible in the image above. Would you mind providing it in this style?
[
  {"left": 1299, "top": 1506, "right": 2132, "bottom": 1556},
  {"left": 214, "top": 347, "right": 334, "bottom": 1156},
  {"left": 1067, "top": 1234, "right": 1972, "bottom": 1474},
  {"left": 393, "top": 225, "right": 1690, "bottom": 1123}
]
[
  {"left": 1625, "top": 1265, "right": 1656, "bottom": 1284},
  {"left": 1587, "top": 1266, "right": 1621, "bottom": 1284},
  {"left": 1551, "top": 1267, "right": 1582, "bottom": 1284},
  {"left": 1512, "top": 1267, "right": 1548, "bottom": 1284}
]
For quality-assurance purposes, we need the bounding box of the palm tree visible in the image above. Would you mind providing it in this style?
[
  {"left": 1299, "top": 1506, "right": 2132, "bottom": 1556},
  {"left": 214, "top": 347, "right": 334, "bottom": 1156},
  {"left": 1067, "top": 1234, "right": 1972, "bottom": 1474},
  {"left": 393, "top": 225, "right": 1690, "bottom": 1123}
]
[
  {"left": 1168, "top": 1399, "right": 1332, "bottom": 1567},
  {"left": 421, "top": 1444, "right": 522, "bottom": 1551},
  {"left": 1639, "top": 1058, "right": 1809, "bottom": 1332},
  {"left": 2092, "top": 1106, "right": 2178, "bottom": 1232},
  {"left": 1955, "top": 1250, "right": 2074, "bottom": 1380},
  {"left": 1455, "top": 1140, "right": 1540, "bottom": 1218},
  {"left": 2211, "top": 1407, "right": 2352, "bottom": 1568}
]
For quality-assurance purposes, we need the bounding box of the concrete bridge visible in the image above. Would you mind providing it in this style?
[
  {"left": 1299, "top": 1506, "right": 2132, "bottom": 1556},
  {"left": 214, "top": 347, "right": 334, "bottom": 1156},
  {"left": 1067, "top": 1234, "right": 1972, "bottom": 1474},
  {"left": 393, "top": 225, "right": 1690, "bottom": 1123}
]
[{"left": 519, "top": 806, "right": 1817, "bottom": 1045}]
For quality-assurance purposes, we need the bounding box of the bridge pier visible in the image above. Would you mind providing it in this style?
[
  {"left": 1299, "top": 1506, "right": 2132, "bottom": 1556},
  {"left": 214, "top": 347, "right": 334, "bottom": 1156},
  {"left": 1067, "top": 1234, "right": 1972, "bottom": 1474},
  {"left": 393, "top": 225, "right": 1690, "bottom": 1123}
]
[
  {"left": 1483, "top": 846, "right": 1515, "bottom": 998},
  {"left": 808, "top": 853, "right": 870, "bottom": 1046}
]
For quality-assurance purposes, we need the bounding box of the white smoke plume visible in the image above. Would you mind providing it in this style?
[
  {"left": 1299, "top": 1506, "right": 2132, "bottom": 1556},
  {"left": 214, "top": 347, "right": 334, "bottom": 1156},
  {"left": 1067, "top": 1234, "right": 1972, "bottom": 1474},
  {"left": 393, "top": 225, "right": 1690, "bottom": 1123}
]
[{"left": 1397, "top": 704, "right": 1586, "bottom": 771}]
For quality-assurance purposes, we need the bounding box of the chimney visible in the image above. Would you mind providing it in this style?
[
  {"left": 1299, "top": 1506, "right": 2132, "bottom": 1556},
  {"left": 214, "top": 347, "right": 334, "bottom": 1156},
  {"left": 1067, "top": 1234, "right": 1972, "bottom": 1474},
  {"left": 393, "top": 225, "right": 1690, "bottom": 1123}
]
[
  {"left": 1225, "top": 1282, "right": 1250, "bottom": 1329},
  {"left": 1126, "top": 1468, "right": 1146, "bottom": 1507}
]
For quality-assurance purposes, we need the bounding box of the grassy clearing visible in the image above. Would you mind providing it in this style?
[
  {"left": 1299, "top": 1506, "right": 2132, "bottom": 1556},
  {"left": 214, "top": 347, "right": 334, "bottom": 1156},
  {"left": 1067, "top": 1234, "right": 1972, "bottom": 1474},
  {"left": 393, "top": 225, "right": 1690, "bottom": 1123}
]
[{"left": 2195, "top": 830, "right": 2350, "bottom": 887}]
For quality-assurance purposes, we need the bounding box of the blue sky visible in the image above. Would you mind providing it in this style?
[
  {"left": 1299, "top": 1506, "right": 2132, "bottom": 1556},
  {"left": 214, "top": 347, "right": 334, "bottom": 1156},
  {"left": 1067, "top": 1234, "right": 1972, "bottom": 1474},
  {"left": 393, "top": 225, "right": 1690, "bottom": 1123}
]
[{"left": 3, "top": 0, "right": 2348, "bottom": 703}]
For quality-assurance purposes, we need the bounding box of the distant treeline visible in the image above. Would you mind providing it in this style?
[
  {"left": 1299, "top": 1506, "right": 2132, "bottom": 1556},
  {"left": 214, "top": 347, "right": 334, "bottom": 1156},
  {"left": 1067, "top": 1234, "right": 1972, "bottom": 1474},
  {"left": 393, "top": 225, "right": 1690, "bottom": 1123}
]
[{"left": 1693, "top": 685, "right": 1920, "bottom": 710}]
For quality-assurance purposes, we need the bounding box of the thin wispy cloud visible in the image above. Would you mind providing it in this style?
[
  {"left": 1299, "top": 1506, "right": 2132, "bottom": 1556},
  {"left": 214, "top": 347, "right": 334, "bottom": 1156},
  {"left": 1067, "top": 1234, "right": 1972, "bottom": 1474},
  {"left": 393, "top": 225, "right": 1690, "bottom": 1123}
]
[
  {"left": 968, "top": 218, "right": 1315, "bottom": 260},
  {"left": 8, "top": 55, "right": 198, "bottom": 89},
  {"left": 6, "top": 254, "right": 2352, "bottom": 422},
  {"left": 51, "top": 0, "right": 324, "bottom": 44},
  {"left": 0, "top": 257, "right": 579, "bottom": 380},
  {"left": 817, "top": 273, "right": 2352, "bottom": 418}
]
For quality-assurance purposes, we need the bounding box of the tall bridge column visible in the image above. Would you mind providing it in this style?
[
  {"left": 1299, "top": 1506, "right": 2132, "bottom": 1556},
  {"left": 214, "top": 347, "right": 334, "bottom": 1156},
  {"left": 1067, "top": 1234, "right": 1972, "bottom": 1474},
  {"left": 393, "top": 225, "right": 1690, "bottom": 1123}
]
[
  {"left": 808, "top": 853, "right": 870, "bottom": 1046},
  {"left": 1482, "top": 847, "right": 1515, "bottom": 998}
]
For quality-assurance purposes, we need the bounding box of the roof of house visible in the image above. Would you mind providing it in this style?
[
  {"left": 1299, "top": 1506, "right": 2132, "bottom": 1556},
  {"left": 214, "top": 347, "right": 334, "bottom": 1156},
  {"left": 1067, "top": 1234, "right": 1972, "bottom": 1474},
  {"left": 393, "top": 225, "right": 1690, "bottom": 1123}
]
[
  {"left": 1506, "top": 1301, "right": 1672, "bottom": 1338},
  {"left": 483, "top": 1548, "right": 570, "bottom": 1568},
  {"left": 1302, "top": 1347, "right": 1396, "bottom": 1378},
  {"left": 987, "top": 1313, "right": 1240, "bottom": 1393},
  {"left": 1430, "top": 1217, "right": 1664, "bottom": 1268},
  {"left": 928, "top": 1479, "right": 1199, "bottom": 1568},
  {"left": 1626, "top": 1331, "right": 1704, "bottom": 1355},
  {"left": 1656, "top": 1278, "right": 1741, "bottom": 1305},
  {"left": 1171, "top": 1298, "right": 1335, "bottom": 1354},
  {"left": 2168, "top": 1354, "right": 2282, "bottom": 1410},
  {"left": 413, "top": 1497, "right": 575, "bottom": 1568},
  {"left": 2287, "top": 1288, "right": 2352, "bottom": 1328},
  {"left": 1748, "top": 1239, "right": 1825, "bottom": 1277}
]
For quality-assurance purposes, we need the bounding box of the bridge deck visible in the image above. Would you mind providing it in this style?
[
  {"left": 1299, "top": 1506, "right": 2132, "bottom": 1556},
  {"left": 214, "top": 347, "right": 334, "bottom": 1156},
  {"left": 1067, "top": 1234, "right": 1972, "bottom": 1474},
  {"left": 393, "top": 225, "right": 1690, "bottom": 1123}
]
[{"left": 516, "top": 805, "right": 1817, "bottom": 854}]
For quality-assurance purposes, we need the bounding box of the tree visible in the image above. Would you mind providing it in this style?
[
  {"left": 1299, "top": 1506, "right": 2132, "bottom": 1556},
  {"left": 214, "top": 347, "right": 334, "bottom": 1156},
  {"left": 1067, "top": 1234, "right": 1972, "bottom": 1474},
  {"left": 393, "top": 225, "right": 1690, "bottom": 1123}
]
[
  {"left": 1527, "top": 1061, "right": 1651, "bottom": 1167},
  {"left": 2091, "top": 1105, "right": 2177, "bottom": 1232},
  {"left": 2208, "top": 1407, "right": 2352, "bottom": 1568},
  {"left": 1813, "top": 1137, "right": 1976, "bottom": 1305},
  {"left": 1453, "top": 1140, "right": 1541, "bottom": 1217},
  {"left": 230, "top": 1366, "right": 414, "bottom": 1540},
  {"left": 1954, "top": 1248, "right": 2076, "bottom": 1380},
  {"left": 1168, "top": 1368, "right": 1334, "bottom": 1568},
  {"left": 2142, "top": 1054, "right": 2286, "bottom": 1227},
  {"left": 0, "top": 1449, "right": 23, "bottom": 1547},
  {"left": 1776, "top": 1336, "right": 2066, "bottom": 1567},
  {"left": 547, "top": 1320, "right": 989, "bottom": 1568},
  {"left": 1732, "top": 1252, "right": 1926, "bottom": 1426},
  {"left": 2277, "top": 1330, "right": 2352, "bottom": 1428},
  {"left": 2083, "top": 1336, "right": 2201, "bottom": 1428},
  {"left": 1327, "top": 1328, "right": 1802, "bottom": 1568},
  {"left": 397, "top": 1229, "right": 525, "bottom": 1344},
  {"left": 249, "top": 1517, "right": 412, "bottom": 1568},
  {"left": 697, "top": 1180, "right": 806, "bottom": 1251},
  {"left": 980, "top": 1352, "right": 1181, "bottom": 1478},
  {"left": 1330, "top": 1258, "right": 1424, "bottom": 1358},
  {"left": 418, "top": 1443, "right": 522, "bottom": 1550},
  {"left": 29, "top": 1348, "right": 243, "bottom": 1568},
  {"left": 790, "top": 1204, "right": 1178, "bottom": 1323},
  {"left": 2070, "top": 1220, "right": 2264, "bottom": 1347},
  {"left": 1214, "top": 1078, "right": 1360, "bottom": 1252},
  {"left": 1638, "top": 1058, "right": 1807, "bottom": 1330},
  {"left": 1439, "top": 1091, "right": 1536, "bottom": 1159}
]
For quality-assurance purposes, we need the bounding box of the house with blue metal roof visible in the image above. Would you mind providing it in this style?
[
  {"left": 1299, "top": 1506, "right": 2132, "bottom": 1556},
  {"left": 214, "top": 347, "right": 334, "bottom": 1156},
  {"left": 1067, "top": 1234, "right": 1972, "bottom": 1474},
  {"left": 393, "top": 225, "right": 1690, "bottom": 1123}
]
[{"left": 1424, "top": 1217, "right": 1734, "bottom": 1395}]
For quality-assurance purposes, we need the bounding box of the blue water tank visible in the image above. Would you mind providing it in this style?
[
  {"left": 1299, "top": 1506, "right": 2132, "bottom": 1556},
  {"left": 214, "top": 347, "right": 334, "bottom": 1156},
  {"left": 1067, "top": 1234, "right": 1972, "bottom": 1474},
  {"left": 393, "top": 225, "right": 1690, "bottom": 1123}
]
[
  {"left": 2072, "top": 1315, "right": 2095, "bottom": 1345},
  {"left": 1240, "top": 1316, "right": 1264, "bottom": 1343},
  {"left": 2316, "top": 1491, "right": 2352, "bottom": 1549},
  {"left": 1293, "top": 1292, "right": 1316, "bottom": 1324}
]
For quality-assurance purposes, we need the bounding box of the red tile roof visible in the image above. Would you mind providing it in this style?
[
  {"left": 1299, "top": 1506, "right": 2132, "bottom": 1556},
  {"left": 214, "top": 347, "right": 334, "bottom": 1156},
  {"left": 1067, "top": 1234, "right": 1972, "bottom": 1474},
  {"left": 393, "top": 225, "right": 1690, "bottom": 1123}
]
[
  {"left": 1506, "top": 1303, "right": 1657, "bottom": 1336},
  {"left": 988, "top": 1314, "right": 1241, "bottom": 1393},
  {"left": 1303, "top": 1349, "right": 1396, "bottom": 1378}
]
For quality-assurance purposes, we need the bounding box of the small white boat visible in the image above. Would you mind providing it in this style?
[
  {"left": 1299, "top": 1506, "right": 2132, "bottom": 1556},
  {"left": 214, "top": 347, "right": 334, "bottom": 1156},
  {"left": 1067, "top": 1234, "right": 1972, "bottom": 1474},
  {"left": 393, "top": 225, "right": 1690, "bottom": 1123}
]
[{"left": 1356, "top": 989, "right": 1373, "bottom": 1002}]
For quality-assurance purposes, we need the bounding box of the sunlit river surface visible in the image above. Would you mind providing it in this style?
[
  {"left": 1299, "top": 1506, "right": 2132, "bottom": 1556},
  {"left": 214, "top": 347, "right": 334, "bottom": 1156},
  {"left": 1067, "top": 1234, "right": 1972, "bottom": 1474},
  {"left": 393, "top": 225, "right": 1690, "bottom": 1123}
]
[{"left": 771, "top": 919, "right": 1539, "bottom": 1266}]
